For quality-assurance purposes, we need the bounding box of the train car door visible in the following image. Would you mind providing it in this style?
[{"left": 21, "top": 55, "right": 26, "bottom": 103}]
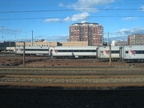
[
  {"left": 119, "top": 47, "right": 123, "bottom": 60},
  {"left": 125, "top": 46, "right": 130, "bottom": 59},
  {"left": 125, "top": 50, "right": 129, "bottom": 58},
  {"left": 96, "top": 47, "right": 98, "bottom": 58}
]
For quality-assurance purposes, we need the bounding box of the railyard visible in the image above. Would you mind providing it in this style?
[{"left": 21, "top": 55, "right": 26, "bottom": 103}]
[
  {"left": 0, "top": 55, "right": 144, "bottom": 89},
  {"left": 0, "top": 54, "right": 142, "bottom": 67},
  {"left": 1, "top": 55, "right": 144, "bottom": 108},
  {"left": 1, "top": 67, "right": 144, "bottom": 90}
]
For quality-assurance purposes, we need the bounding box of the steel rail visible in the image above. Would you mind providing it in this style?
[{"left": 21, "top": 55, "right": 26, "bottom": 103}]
[
  {"left": 1, "top": 82, "right": 144, "bottom": 88},
  {"left": 1, "top": 75, "right": 144, "bottom": 78},
  {"left": 0, "top": 67, "right": 143, "bottom": 71}
]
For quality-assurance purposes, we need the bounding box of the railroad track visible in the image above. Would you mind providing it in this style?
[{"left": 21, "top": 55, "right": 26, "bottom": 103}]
[
  {"left": 1, "top": 54, "right": 144, "bottom": 67},
  {"left": 1, "top": 82, "right": 144, "bottom": 89},
  {"left": 0, "top": 67, "right": 144, "bottom": 90}
]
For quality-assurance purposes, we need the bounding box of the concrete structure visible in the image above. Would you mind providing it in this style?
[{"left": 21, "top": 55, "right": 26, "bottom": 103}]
[
  {"left": 128, "top": 34, "right": 144, "bottom": 45},
  {"left": 16, "top": 41, "right": 88, "bottom": 47},
  {"left": 69, "top": 21, "right": 104, "bottom": 46},
  {"left": 59, "top": 41, "right": 88, "bottom": 46},
  {"left": 16, "top": 41, "right": 58, "bottom": 47}
]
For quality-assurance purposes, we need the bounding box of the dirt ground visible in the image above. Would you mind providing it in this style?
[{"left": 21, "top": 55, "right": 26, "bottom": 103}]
[{"left": 0, "top": 55, "right": 140, "bottom": 67}]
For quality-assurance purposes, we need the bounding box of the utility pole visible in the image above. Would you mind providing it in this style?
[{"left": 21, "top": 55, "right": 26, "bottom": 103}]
[
  {"left": 107, "top": 32, "right": 109, "bottom": 46},
  {"left": 23, "top": 42, "right": 25, "bottom": 66},
  {"left": 32, "top": 30, "right": 33, "bottom": 46},
  {"left": 109, "top": 44, "right": 112, "bottom": 66},
  {"left": 108, "top": 32, "right": 112, "bottom": 66}
]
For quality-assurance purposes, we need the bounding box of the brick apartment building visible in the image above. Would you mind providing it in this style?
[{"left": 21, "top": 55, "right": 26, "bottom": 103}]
[
  {"left": 69, "top": 21, "right": 104, "bottom": 46},
  {"left": 128, "top": 34, "right": 144, "bottom": 45}
]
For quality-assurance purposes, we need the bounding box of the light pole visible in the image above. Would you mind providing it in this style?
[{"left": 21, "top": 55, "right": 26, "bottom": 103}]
[
  {"left": 108, "top": 32, "right": 111, "bottom": 66},
  {"left": 32, "top": 31, "right": 33, "bottom": 46},
  {"left": 109, "top": 43, "right": 112, "bottom": 66},
  {"left": 23, "top": 42, "right": 25, "bottom": 66}
]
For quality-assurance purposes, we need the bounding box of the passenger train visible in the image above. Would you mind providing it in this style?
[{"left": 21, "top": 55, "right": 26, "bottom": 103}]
[
  {"left": 15, "top": 45, "right": 144, "bottom": 62},
  {"left": 16, "top": 46, "right": 49, "bottom": 56},
  {"left": 49, "top": 46, "right": 98, "bottom": 58}
]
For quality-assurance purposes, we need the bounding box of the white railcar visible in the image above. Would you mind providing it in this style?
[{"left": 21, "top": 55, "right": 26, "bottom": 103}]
[
  {"left": 15, "top": 46, "right": 49, "bottom": 56},
  {"left": 120, "top": 45, "right": 144, "bottom": 62},
  {"left": 49, "top": 46, "right": 97, "bottom": 58},
  {"left": 97, "top": 46, "right": 120, "bottom": 61}
]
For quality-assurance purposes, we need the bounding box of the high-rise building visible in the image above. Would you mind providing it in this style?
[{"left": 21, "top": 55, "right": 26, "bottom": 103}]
[
  {"left": 128, "top": 34, "right": 144, "bottom": 45},
  {"left": 69, "top": 21, "right": 104, "bottom": 46}
]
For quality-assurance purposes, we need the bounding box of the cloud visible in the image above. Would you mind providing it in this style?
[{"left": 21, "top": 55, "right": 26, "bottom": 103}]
[
  {"left": 74, "top": 8, "right": 99, "bottom": 12},
  {"left": 122, "top": 17, "right": 137, "bottom": 21},
  {"left": 60, "top": 0, "right": 115, "bottom": 12},
  {"left": 45, "top": 0, "right": 115, "bottom": 23},
  {"left": 140, "top": 6, "right": 144, "bottom": 11},
  {"left": 44, "top": 18, "right": 62, "bottom": 23},
  {"left": 59, "top": 3, "right": 65, "bottom": 7},
  {"left": 75, "top": 0, "right": 115, "bottom": 8},
  {"left": 114, "top": 27, "right": 144, "bottom": 35},
  {"left": 44, "top": 12, "right": 90, "bottom": 23},
  {"left": 64, "top": 12, "right": 90, "bottom": 22},
  {"left": 0, "top": 26, "right": 11, "bottom": 32},
  {"left": 0, "top": 26, "right": 21, "bottom": 34}
]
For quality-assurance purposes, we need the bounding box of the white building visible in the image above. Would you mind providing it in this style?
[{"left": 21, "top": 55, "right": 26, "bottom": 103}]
[{"left": 111, "top": 41, "right": 128, "bottom": 46}]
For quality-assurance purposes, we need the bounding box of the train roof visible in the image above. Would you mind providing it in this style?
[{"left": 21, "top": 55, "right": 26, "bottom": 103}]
[
  {"left": 50, "top": 46, "right": 98, "bottom": 50},
  {"left": 16, "top": 46, "right": 49, "bottom": 49}
]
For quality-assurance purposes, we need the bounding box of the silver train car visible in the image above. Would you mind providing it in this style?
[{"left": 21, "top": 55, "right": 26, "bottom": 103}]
[
  {"left": 120, "top": 45, "right": 144, "bottom": 62},
  {"left": 49, "top": 46, "right": 98, "bottom": 58},
  {"left": 97, "top": 46, "right": 120, "bottom": 61},
  {"left": 15, "top": 46, "right": 49, "bottom": 56},
  {"left": 15, "top": 45, "right": 144, "bottom": 62}
]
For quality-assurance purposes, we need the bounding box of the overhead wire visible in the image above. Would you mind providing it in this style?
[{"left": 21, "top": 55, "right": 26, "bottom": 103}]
[
  {"left": 0, "top": 8, "right": 141, "bottom": 13},
  {"left": 0, "top": 1, "right": 143, "bottom": 20},
  {"left": 0, "top": 15, "right": 144, "bottom": 21},
  {"left": 0, "top": 1, "right": 144, "bottom": 4}
]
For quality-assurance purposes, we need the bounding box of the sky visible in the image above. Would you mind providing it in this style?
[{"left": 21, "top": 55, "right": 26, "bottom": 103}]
[{"left": 0, "top": 0, "right": 144, "bottom": 42}]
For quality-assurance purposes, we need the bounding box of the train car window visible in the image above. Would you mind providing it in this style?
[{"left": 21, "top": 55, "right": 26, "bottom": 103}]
[
  {"left": 25, "top": 49, "right": 48, "bottom": 51},
  {"left": 111, "top": 50, "right": 119, "bottom": 54},
  {"left": 86, "top": 50, "right": 90, "bottom": 52},
  {"left": 61, "top": 50, "right": 67, "bottom": 52},
  {"left": 134, "top": 50, "right": 144, "bottom": 54},
  {"left": 73, "top": 50, "right": 79, "bottom": 52},
  {"left": 81, "top": 50, "right": 96, "bottom": 52},
  {"left": 56, "top": 50, "right": 96, "bottom": 52},
  {"left": 68, "top": 50, "right": 73, "bottom": 52},
  {"left": 125, "top": 51, "right": 129, "bottom": 54},
  {"left": 91, "top": 50, "right": 96, "bottom": 52},
  {"left": 76, "top": 50, "right": 80, "bottom": 52},
  {"left": 104, "top": 50, "right": 119, "bottom": 54},
  {"left": 57, "top": 50, "right": 70, "bottom": 52},
  {"left": 56, "top": 50, "right": 62, "bottom": 52},
  {"left": 82, "top": 50, "right": 86, "bottom": 52}
]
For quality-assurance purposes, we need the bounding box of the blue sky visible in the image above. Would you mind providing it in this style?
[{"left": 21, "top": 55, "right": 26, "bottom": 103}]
[{"left": 0, "top": 0, "right": 144, "bottom": 42}]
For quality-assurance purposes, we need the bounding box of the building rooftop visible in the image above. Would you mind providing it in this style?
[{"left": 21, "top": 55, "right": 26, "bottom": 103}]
[{"left": 71, "top": 22, "right": 100, "bottom": 26}]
